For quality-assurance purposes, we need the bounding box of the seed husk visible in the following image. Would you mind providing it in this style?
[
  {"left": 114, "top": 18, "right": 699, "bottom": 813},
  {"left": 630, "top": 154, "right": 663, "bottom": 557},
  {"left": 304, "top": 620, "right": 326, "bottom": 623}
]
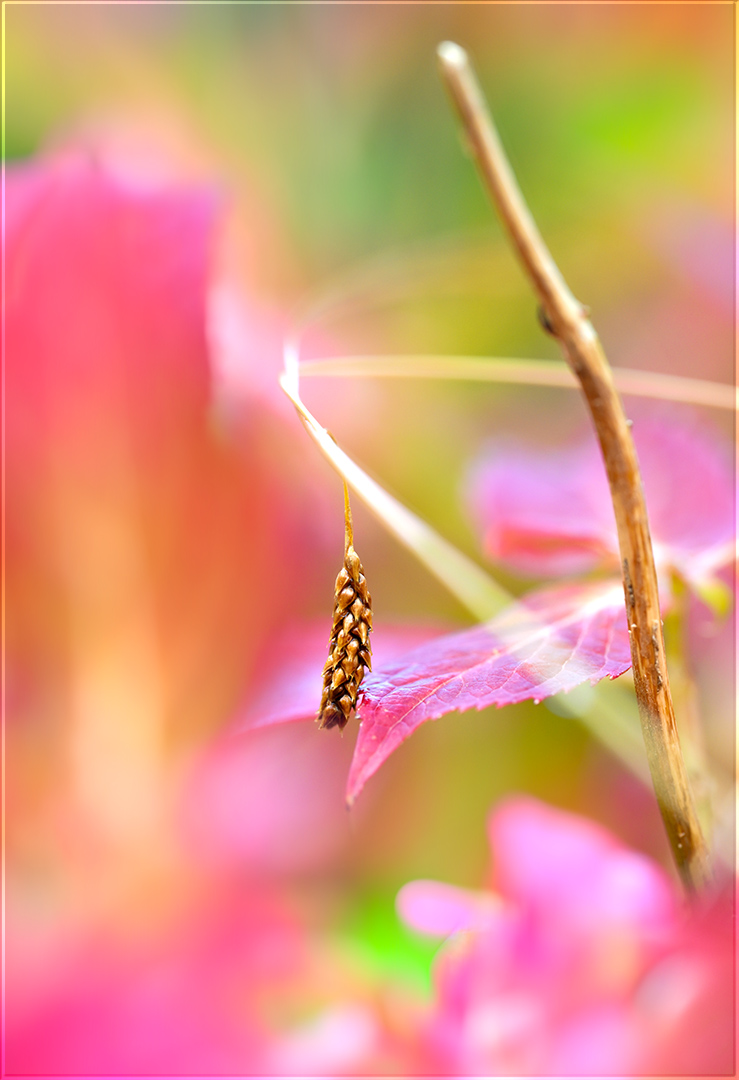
[{"left": 317, "top": 484, "right": 372, "bottom": 731}]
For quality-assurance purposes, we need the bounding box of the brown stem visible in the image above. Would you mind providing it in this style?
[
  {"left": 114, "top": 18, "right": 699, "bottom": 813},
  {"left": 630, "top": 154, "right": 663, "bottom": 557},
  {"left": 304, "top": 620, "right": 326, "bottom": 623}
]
[
  {"left": 343, "top": 480, "right": 354, "bottom": 556},
  {"left": 437, "top": 41, "right": 710, "bottom": 892}
]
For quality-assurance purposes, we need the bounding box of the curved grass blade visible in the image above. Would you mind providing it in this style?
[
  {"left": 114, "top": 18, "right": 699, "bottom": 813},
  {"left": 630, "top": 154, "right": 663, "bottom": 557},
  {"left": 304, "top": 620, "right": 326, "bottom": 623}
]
[{"left": 300, "top": 354, "right": 735, "bottom": 412}]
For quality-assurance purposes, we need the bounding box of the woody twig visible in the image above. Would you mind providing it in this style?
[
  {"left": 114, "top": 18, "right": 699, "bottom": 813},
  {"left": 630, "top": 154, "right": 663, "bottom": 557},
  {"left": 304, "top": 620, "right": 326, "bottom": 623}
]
[{"left": 437, "top": 41, "right": 709, "bottom": 892}]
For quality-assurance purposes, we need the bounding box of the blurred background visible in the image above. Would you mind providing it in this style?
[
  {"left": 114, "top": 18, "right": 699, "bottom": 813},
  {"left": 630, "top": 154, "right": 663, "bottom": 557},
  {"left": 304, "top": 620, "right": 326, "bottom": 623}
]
[{"left": 5, "top": 4, "right": 734, "bottom": 1075}]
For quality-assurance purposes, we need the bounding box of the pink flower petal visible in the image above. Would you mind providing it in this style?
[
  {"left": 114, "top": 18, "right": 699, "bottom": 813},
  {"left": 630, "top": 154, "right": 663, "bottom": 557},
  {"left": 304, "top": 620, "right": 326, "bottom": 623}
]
[
  {"left": 6, "top": 154, "right": 214, "bottom": 473},
  {"left": 466, "top": 440, "right": 615, "bottom": 577},
  {"left": 269, "top": 1004, "right": 381, "bottom": 1076},
  {"left": 466, "top": 413, "right": 733, "bottom": 584},
  {"left": 6, "top": 881, "right": 303, "bottom": 1074},
  {"left": 412, "top": 798, "right": 731, "bottom": 1077},
  {"left": 182, "top": 722, "right": 354, "bottom": 874},
  {"left": 630, "top": 414, "right": 734, "bottom": 581},
  {"left": 548, "top": 1002, "right": 645, "bottom": 1075},
  {"left": 396, "top": 880, "right": 501, "bottom": 938},
  {"left": 488, "top": 796, "right": 677, "bottom": 944}
]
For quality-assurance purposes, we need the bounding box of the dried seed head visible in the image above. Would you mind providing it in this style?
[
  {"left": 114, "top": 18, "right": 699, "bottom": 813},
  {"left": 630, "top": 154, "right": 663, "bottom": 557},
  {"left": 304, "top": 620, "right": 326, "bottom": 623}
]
[
  {"left": 317, "top": 485, "right": 373, "bottom": 732},
  {"left": 317, "top": 542, "right": 372, "bottom": 731}
]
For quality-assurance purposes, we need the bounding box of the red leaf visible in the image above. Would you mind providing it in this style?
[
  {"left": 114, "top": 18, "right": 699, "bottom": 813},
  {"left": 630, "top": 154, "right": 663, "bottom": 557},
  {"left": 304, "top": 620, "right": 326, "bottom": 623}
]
[
  {"left": 466, "top": 414, "right": 733, "bottom": 584},
  {"left": 237, "top": 621, "right": 450, "bottom": 732},
  {"left": 348, "top": 582, "right": 629, "bottom": 804}
]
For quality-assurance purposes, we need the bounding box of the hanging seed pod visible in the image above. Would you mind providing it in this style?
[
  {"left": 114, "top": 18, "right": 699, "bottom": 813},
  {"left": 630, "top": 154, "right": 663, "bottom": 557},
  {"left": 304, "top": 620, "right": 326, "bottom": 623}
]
[{"left": 317, "top": 484, "right": 372, "bottom": 731}]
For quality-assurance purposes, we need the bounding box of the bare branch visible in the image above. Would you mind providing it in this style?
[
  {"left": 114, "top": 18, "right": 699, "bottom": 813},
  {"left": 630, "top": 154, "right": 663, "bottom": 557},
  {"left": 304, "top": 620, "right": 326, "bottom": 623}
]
[{"left": 437, "top": 40, "right": 710, "bottom": 892}]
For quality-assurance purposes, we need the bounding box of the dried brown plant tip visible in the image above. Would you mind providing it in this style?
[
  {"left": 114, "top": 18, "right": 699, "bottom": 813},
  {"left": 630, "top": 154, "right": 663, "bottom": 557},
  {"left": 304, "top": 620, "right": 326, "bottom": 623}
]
[{"left": 317, "top": 486, "right": 373, "bottom": 731}]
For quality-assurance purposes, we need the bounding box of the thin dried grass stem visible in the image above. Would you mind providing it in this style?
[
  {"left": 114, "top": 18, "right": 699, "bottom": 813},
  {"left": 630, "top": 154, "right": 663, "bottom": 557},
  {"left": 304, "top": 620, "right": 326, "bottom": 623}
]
[
  {"left": 299, "top": 355, "right": 735, "bottom": 411},
  {"left": 343, "top": 480, "right": 354, "bottom": 555},
  {"left": 279, "top": 370, "right": 510, "bottom": 621},
  {"left": 438, "top": 40, "right": 710, "bottom": 892}
]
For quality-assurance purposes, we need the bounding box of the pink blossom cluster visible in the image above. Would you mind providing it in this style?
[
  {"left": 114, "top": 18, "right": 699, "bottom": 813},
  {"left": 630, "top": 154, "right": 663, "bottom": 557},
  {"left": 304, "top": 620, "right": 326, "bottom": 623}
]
[
  {"left": 400, "top": 797, "right": 734, "bottom": 1076},
  {"left": 4, "top": 151, "right": 356, "bottom": 1075}
]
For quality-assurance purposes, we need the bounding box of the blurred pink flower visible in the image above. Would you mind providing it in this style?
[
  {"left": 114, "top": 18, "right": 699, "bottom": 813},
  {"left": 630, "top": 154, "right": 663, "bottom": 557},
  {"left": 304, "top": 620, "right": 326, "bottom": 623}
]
[
  {"left": 5, "top": 150, "right": 368, "bottom": 1074},
  {"left": 466, "top": 413, "right": 733, "bottom": 586},
  {"left": 5, "top": 149, "right": 349, "bottom": 858},
  {"left": 183, "top": 720, "right": 357, "bottom": 876},
  {"left": 6, "top": 152, "right": 291, "bottom": 807},
  {"left": 7, "top": 879, "right": 305, "bottom": 1074},
  {"left": 398, "top": 797, "right": 734, "bottom": 1076}
]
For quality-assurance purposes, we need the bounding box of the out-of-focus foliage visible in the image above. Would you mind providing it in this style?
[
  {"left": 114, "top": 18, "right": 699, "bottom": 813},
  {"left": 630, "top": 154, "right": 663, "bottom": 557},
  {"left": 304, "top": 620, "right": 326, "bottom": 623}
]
[{"left": 5, "top": 5, "right": 733, "bottom": 1075}]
